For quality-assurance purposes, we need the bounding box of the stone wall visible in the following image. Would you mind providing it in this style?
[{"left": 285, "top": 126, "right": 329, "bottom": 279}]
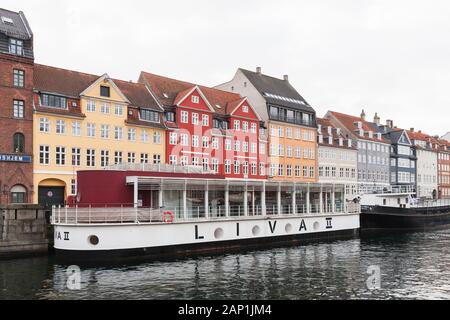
[{"left": 0, "top": 204, "right": 48, "bottom": 258}]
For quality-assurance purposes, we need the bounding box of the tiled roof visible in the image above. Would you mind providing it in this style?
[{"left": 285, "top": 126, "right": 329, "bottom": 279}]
[
  {"left": 34, "top": 64, "right": 162, "bottom": 111},
  {"left": 139, "top": 71, "right": 245, "bottom": 116},
  {"left": 328, "top": 111, "right": 389, "bottom": 143},
  {"left": 239, "top": 68, "right": 315, "bottom": 113},
  {"left": 317, "top": 117, "right": 356, "bottom": 150},
  {"left": 0, "top": 8, "right": 32, "bottom": 40},
  {"left": 34, "top": 64, "right": 99, "bottom": 97}
]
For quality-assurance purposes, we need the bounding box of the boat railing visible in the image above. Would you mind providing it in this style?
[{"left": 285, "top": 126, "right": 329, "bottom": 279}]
[
  {"left": 52, "top": 202, "right": 361, "bottom": 225},
  {"left": 410, "top": 198, "right": 450, "bottom": 209}
]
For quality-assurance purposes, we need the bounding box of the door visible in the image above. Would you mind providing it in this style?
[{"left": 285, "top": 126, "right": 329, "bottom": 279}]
[{"left": 38, "top": 186, "right": 65, "bottom": 208}]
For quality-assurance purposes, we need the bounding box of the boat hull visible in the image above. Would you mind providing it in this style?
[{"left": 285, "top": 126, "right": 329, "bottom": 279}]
[
  {"left": 53, "top": 214, "right": 360, "bottom": 264},
  {"left": 361, "top": 205, "right": 450, "bottom": 233}
]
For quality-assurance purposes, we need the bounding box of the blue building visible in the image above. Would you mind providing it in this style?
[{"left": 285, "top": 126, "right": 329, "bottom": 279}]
[{"left": 370, "top": 116, "right": 417, "bottom": 192}]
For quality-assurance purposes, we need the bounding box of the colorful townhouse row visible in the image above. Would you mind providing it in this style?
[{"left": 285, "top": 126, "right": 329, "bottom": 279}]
[{"left": 0, "top": 8, "right": 449, "bottom": 207}]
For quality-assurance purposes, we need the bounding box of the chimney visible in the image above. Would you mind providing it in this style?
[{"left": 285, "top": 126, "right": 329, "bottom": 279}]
[
  {"left": 256, "top": 67, "right": 262, "bottom": 74},
  {"left": 360, "top": 109, "right": 366, "bottom": 121},
  {"left": 386, "top": 120, "right": 393, "bottom": 128},
  {"left": 283, "top": 75, "right": 289, "bottom": 82},
  {"left": 373, "top": 113, "right": 380, "bottom": 125},
  {"left": 418, "top": 130, "right": 422, "bottom": 133},
  {"left": 410, "top": 128, "right": 414, "bottom": 132}
]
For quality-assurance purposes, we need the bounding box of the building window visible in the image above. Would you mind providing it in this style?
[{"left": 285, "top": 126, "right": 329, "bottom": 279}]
[
  {"left": 140, "top": 109, "right": 159, "bottom": 122},
  {"left": 39, "top": 145, "right": 50, "bottom": 165},
  {"left": 71, "top": 179, "right": 77, "bottom": 196},
  {"left": 13, "top": 100, "right": 24, "bottom": 118},
  {"left": 234, "top": 161, "right": 240, "bottom": 174},
  {"left": 114, "top": 126, "right": 123, "bottom": 140},
  {"left": 9, "top": 38, "right": 23, "bottom": 56},
  {"left": 287, "top": 165, "right": 292, "bottom": 177},
  {"left": 140, "top": 129, "right": 149, "bottom": 143},
  {"left": 310, "top": 166, "right": 315, "bottom": 178},
  {"left": 86, "top": 149, "right": 96, "bottom": 167},
  {"left": 191, "top": 95, "right": 200, "bottom": 104},
  {"left": 234, "top": 141, "right": 240, "bottom": 152},
  {"left": 202, "top": 158, "right": 209, "bottom": 171},
  {"left": 212, "top": 138, "right": 219, "bottom": 150},
  {"left": 41, "top": 94, "right": 67, "bottom": 109},
  {"left": 243, "top": 122, "right": 248, "bottom": 133},
  {"left": 225, "top": 160, "right": 231, "bottom": 174},
  {"left": 169, "top": 155, "right": 177, "bottom": 165},
  {"left": 128, "top": 152, "right": 136, "bottom": 164},
  {"left": 181, "top": 111, "right": 189, "bottom": 123},
  {"left": 192, "top": 157, "right": 199, "bottom": 166},
  {"left": 72, "top": 148, "right": 81, "bottom": 166},
  {"left": 192, "top": 135, "right": 199, "bottom": 148},
  {"left": 55, "top": 146, "right": 66, "bottom": 166},
  {"left": 192, "top": 113, "right": 199, "bottom": 125},
  {"left": 87, "top": 123, "right": 96, "bottom": 137},
  {"left": 100, "top": 86, "right": 110, "bottom": 97},
  {"left": 295, "top": 165, "right": 301, "bottom": 177},
  {"left": 202, "top": 136, "right": 209, "bottom": 148},
  {"left": 251, "top": 143, "right": 257, "bottom": 154},
  {"left": 260, "top": 163, "right": 266, "bottom": 176},
  {"left": 128, "top": 128, "right": 136, "bottom": 141},
  {"left": 251, "top": 123, "right": 257, "bottom": 134},
  {"left": 13, "top": 133, "right": 25, "bottom": 153},
  {"left": 56, "top": 120, "right": 66, "bottom": 134},
  {"left": 165, "top": 112, "right": 175, "bottom": 122},
  {"left": 180, "top": 134, "right": 189, "bottom": 146},
  {"left": 39, "top": 118, "right": 50, "bottom": 133},
  {"left": 72, "top": 121, "right": 81, "bottom": 136},
  {"left": 10, "top": 185, "right": 26, "bottom": 204},
  {"left": 153, "top": 131, "right": 162, "bottom": 144},
  {"left": 234, "top": 120, "right": 240, "bottom": 131},
  {"left": 225, "top": 139, "right": 231, "bottom": 151},
  {"left": 243, "top": 142, "right": 249, "bottom": 153},
  {"left": 212, "top": 159, "right": 219, "bottom": 173},
  {"left": 278, "top": 164, "right": 284, "bottom": 176},
  {"left": 115, "top": 104, "right": 123, "bottom": 116},
  {"left": 101, "top": 150, "right": 109, "bottom": 167},
  {"left": 243, "top": 161, "right": 249, "bottom": 175},
  {"left": 169, "top": 132, "right": 178, "bottom": 145},
  {"left": 140, "top": 153, "right": 149, "bottom": 164},
  {"left": 181, "top": 156, "right": 188, "bottom": 166},
  {"left": 86, "top": 100, "right": 96, "bottom": 112},
  {"left": 101, "top": 103, "right": 110, "bottom": 114},
  {"left": 153, "top": 154, "right": 161, "bottom": 164},
  {"left": 202, "top": 114, "right": 209, "bottom": 126},
  {"left": 303, "top": 166, "right": 308, "bottom": 177},
  {"left": 13, "top": 69, "right": 25, "bottom": 87},
  {"left": 270, "top": 164, "right": 277, "bottom": 177},
  {"left": 114, "top": 151, "right": 123, "bottom": 165}
]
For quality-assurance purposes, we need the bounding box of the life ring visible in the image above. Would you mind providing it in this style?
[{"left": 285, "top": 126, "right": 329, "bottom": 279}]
[{"left": 164, "top": 211, "right": 174, "bottom": 223}]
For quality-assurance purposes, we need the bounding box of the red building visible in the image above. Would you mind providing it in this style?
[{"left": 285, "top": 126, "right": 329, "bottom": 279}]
[
  {"left": 0, "top": 9, "right": 34, "bottom": 204},
  {"left": 139, "top": 72, "right": 267, "bottom": 181},
  {"left": 438, "top": 139, "right": 450, "bottom": 199}
]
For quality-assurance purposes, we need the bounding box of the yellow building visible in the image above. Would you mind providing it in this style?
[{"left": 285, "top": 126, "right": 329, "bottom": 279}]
[
  {"left": 268, "top": 122, "right": 317, "bottom": 183},
  {"left": 33, "top": 64, "right": 166, "bottom": 205}
]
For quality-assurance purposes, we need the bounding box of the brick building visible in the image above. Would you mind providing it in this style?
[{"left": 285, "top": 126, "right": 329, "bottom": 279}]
[{"left": 0, "top": 9, "right": 34, "bottom": 204}]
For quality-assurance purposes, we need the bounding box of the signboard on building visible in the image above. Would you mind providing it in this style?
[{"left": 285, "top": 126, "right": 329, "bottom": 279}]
[{"left": 0, "top": 154, "right": 32, "bottom": 163}]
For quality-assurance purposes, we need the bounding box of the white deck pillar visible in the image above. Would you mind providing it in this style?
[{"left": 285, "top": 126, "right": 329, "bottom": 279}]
[
  {"left": 319, "top": 184, "right": 323, "bottom": 214},
  {"left": 261, "top": 181, "right": 266, "bottom": 216},
  {"left": 332, "top": 184, "right": 336, "bottom": 213},
  {"left": 277, "top": 183, "right": 282, "bottom": 215},
  {"left": 158, "top": 184, "right": 163, "bottom": 208},
  {"left": 225, "top": 182, "right": 230, "bottom": 217},
  {"left": 204, "top": 182, "right": 209, "bottom": 219},
  {"left": 292, "top": 184, "right": 296, "bottom": 215},
  {"left": 306, "top": 183, "right": 311, "bottom": 214},
  {"left": 243, "top": 183, "right": 248, "bottom": 216},
  {"left": 133, "top": 177, "right": 139, "bottom": 208}
]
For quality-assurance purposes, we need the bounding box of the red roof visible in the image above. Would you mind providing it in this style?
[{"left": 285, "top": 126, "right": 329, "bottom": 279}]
[
  {"left": 328, "top": 111, "right": 388, "bottom": 143},
  {"left": 139, "top": 71, "right": 247, "bottom": 116},
  {"left": 317, "top": 117, "right": 356, "bottom": 150}
]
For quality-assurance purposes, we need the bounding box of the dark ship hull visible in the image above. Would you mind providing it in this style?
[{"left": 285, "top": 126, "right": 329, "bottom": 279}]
[{"left": 361, "top": 205, "right": 450, "bottom": 233}]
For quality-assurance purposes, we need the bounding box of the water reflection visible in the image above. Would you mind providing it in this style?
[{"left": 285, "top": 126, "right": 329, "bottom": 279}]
[{"left": 2, "top": 230, "right": 450, "bottom": 299}]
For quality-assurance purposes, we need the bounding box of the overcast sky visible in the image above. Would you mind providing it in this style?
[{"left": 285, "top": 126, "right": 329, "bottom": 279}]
[{"left": 4, "top": 0, "right": 450, "bottom": 136}]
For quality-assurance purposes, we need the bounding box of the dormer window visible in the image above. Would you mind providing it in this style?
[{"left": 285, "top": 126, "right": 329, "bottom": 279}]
[
  {"left": 318, "top": 135, "right": 323, "bottom": 143},
  {"left": 40, "top": 93, "right": 67, "bottom": 109},
  {"left": 354, "top": 121, "right": 362, "bottom": 129},
  {"left": 191, "top": 95, "right": 200, "bottom": 104},
  {"left": 368, "top": 131, "right": 373, "bottom": 138},
  {"left": 1, "top": 16, "right": 14, "bottom": 25},
  {"left": 377, "top": 133, "right": 382, "bottom": 139},
  {"left": 360, "top": 129, "right": 365, "bottom": 136},
  {"left": 328, "top": 136, "right": 333, "bottom": 145},
  {"left": 348, "top": 139, "right": 352, "bottom": 148},
  {"left": 336, "top": 128, "right": 341, "bottom": 135},
  {"left": 9, "top": 38, "right": 23, "bottom": 56},
  {"left": 140, "top": 109, "right": 159, "bottom": 123},
  {"left": 242, "top": 105, "right": 249, "bottom": 113},
  {"left": 165, "top": 112, "right": 175, "bottom": 122},
  {"left": 317, "top": 124, "right": 322, "bottom": 132},
  {"left": 100, "top": 86, "right": 110, "bottom": 97},
  {"left": 327, "top": 127, "right": 332, "bottom": 135}
]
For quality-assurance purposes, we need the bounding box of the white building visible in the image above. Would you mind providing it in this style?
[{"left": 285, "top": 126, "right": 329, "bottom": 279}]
[
  {"left": 317, "top": 118, "right": 358, "bottom": 205},
  {"left": 408, "top": 130, "right": 438, "bottom": 199}
]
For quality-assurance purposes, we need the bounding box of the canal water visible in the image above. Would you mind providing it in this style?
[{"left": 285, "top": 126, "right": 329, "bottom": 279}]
[{"left": 1, "top": 230, "right": 450, "bottom": 300}]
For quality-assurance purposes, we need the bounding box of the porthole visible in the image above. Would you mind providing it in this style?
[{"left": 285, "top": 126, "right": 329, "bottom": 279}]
[
  {"left": 214, "top": 228, "right": 224, "bottom": 239},
  {"left": 88, "top": 235, "right": 99, "bottom": 246},
  {"left": 285, "top": 223, "right": 293, "bottom": 233},
  {"left": 252, "top": 225, "right": 261, "bottom": 236}
]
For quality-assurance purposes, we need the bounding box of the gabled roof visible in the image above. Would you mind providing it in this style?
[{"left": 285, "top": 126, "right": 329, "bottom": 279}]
[
  {"left": 34, "top": 64, "right": 162, "bottom": 111},
  {"left": 327, "top": 111, "right": 389, "bottom": 143},
  {"left": 317, "top": 118, "right": 356, "bottom": 150},
  {"left": 0, "top": 8, "right": 32, "bottom": 40},
  {"left": 139, "top": 71, "right": 252, "bottom": 116},
  {"left": 239, "top": 68, "right": 315, "bottom": 113}
]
